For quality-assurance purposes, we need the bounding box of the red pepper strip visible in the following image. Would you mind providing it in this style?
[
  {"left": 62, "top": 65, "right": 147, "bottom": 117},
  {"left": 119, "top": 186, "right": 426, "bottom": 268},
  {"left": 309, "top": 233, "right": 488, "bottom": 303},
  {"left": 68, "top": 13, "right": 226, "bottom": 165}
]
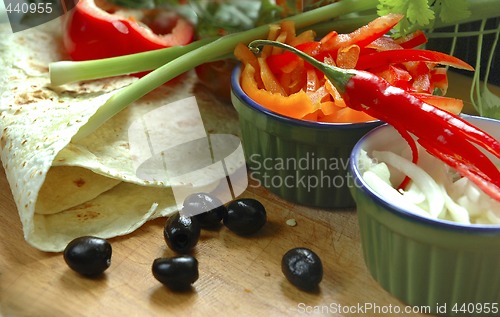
[
  {"left": 394, "top": 30, "right": 428, "bottom": 49},
  {"left": 356, "top": 49, "right": 474, "bottom": 71},
  {"left": 266, "top": 42, "right": 321, "bottom": 74},
  {"left": 320, "top": 13, "right": 404, "bottom": 52},
  {"left": 365, "top": 36, "right": 403, "bottom": 51},
  {"left": 410, "top": 94, "right": 463, "bottom": 115},
  {"left": 249, "top": 40, "right": 500, "bottom": 201},
  {"left": 63, "top": 0, "right": 194, "bottom": 61},
  {"left": 393, "top": 127, "right": 419, "bottom": 190}
]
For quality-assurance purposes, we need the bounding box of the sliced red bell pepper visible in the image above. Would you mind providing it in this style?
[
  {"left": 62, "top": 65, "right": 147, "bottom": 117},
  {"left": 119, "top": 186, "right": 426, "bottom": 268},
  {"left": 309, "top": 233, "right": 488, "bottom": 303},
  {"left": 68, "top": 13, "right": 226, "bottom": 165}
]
[
  {"left": 356, "top": 49, "right": 474, "bottom": 71},
  {"left": 365, "top": 36, "right": 403, "bottom": 51},
  {"left": 63, "top": 0, "right": 194, "bottom": 61},
  {"left": 395, "top": 30, "right": 428, "bottom": 49},
  {"left": 429, "top": 67, "right": 449, "bottom": 95},
  {"left": 320, "top": 13, "right": 404, "bottom": 52},
  {"left": 248, "top": 40, "right": 500, "bottom": 202},
  {"left": 410, "top": 94, "right": 463, "bottom": 115},
  {"left": 372, "top": 65, "right": 412, "bottom": 88},
  {"left": 266, "top": 42, "right": 321, "bottom": 74}
]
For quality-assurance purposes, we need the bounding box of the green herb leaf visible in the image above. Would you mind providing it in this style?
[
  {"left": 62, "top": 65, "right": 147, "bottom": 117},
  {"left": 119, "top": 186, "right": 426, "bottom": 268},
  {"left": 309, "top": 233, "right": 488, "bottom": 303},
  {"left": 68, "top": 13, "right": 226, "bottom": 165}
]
[
  {"left": 435, "top": 0, "right": 471, "bottom": 24},
  {"left": 377, "top": 0, "right": 435, "bottom": 34}
]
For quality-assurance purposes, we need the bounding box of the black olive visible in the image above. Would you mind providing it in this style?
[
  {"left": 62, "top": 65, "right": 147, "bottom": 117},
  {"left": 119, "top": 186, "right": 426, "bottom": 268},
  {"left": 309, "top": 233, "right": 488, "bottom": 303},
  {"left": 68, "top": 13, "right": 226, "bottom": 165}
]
[
  {"left": 63, "top": 236, "right": 112, "bottom": 277},
  {"left": 164, "top": 212, "right": 201, "bottom": 253},
  {"left": 281, "top": 247, "right": 323, "bottom": 291},
  {"left": 152, "top": 255, "right": 199, "bottom": 290},
  {"left": 223, "top": 198, "right": 266, "bottom": 235},
  {"left": 183, "top": 192, "right": 227, "bottom": 228}
]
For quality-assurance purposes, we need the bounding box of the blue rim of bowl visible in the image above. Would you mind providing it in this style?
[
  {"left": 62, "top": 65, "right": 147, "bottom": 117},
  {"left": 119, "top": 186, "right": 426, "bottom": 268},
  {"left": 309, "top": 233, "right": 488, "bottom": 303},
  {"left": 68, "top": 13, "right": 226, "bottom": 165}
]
[
  {"left": 231, "top": 65, "right": 381, "bottom": 130},
  {"left": 349, "top": 115, "right": 500, "bottom": 233}
]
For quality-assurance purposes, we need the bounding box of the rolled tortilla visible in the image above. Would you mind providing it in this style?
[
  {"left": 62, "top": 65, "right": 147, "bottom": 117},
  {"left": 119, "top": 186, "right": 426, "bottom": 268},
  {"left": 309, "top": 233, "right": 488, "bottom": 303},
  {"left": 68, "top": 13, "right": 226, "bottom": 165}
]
[{"left": 0, "top": 19, "right": 240, "bottom": 251}]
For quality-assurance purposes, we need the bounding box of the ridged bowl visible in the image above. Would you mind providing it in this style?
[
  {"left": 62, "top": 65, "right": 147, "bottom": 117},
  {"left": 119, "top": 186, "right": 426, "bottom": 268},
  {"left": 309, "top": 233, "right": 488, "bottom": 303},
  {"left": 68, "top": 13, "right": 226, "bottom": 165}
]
[{"left": 349, "top": 114, "right": 500, "bottom": 316}]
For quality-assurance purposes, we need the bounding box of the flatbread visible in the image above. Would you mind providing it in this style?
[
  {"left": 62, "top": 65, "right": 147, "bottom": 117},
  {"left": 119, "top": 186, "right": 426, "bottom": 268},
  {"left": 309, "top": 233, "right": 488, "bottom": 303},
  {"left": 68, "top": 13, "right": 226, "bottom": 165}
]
[{"left": 0, "top": 18, "right": 240, "bottom": 251}]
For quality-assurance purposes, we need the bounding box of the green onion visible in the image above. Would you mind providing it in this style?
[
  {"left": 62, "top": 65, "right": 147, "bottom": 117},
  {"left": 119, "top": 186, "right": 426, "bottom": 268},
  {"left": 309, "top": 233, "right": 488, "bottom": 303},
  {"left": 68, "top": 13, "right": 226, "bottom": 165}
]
[
  {"left": 69, "top": 0, "right": 379, "bottom": 141},
  {"left": 49, "top": 37, "right": 216, "bottom": 86}
]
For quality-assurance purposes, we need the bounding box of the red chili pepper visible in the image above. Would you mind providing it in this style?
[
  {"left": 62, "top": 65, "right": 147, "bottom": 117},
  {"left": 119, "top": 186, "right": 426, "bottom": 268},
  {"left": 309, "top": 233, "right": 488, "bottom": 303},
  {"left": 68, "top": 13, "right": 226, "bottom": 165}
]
[
  {"left": 356, "top": 49, "right": 474, "bottom": 71},
  {"left": 249, "top": 40, "right": 500, "bottom": 202},
  {"left": 340, "top": 71, "right": 500, "bottom": 198},
  {"left": 63, "top": 0, "right": 194, "bottom": 61}
]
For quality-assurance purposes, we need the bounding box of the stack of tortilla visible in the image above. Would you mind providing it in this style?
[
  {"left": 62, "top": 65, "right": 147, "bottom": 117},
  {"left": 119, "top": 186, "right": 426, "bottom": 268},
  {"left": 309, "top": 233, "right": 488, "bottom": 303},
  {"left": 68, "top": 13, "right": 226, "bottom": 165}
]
[{"left": 0, "top": 18, "right": 240, "bottom": 252}]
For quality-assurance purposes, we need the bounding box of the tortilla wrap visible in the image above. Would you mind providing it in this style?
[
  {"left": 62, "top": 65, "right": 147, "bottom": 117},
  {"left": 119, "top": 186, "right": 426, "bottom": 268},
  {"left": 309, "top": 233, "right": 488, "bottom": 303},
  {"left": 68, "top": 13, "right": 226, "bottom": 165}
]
[{"left": 0, "top": 19, "right": 241, "bottom": 252}]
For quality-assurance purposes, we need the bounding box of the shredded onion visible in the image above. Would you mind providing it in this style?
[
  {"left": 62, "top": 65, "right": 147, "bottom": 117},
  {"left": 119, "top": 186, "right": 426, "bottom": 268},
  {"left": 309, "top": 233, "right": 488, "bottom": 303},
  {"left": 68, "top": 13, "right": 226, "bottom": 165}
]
[{"left": 359, "top": 148, "right": 500, "bottom": 225}]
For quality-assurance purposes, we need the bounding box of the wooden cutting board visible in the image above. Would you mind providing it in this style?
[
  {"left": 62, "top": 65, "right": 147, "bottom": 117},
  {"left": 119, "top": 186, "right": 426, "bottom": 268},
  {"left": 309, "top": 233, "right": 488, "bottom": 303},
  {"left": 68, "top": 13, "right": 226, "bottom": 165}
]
[
  {"left": 0, "top": 166, "right": 432, "bottom": 317},
  {"left": 1, "top": 72, "right": 496, "bottom": 317}
]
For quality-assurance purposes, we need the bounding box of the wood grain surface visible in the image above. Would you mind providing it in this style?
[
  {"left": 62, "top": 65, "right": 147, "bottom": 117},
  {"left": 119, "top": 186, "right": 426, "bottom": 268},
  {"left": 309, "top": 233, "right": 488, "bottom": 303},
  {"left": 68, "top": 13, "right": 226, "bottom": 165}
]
[{"left": 1, "top": 72, "right": 497, "bottom": 317}]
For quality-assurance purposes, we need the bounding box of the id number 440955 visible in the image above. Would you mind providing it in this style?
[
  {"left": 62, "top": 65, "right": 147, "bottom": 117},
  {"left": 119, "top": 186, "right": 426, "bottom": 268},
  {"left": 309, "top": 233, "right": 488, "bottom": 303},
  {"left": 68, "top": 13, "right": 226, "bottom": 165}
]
[
  {"left": 6, "top": 2, "right": 53, "bottom": 14},
  {"left": 452, "top": 303, "right": 498, "bottom": 314}
]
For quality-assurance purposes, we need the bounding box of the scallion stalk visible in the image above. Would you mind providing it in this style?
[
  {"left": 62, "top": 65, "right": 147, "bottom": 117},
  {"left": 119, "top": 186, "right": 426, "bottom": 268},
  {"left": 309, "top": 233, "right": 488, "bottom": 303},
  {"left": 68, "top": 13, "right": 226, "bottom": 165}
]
[
  {"left": 49, "top": 37, "right": 216, "bottom": 86},
  {"left": 70, "top": 0, "right": 379, "bottom": 141}
]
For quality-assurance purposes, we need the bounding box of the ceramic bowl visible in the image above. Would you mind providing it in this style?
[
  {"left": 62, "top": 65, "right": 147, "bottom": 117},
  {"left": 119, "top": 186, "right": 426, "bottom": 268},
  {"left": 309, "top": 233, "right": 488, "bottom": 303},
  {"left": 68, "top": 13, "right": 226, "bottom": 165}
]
[
  {"left": 349, "top": 114, "right": 500, "bottom": 316},
  {"left": 230, "top": 65, "right": 381, "bottom": 208}
]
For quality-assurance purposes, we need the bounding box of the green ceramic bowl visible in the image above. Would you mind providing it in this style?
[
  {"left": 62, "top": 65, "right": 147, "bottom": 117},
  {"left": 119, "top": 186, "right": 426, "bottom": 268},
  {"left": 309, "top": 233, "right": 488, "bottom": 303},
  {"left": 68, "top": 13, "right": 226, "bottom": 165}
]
[
  {"left": 349, "top": 114, "right": 500, "bottom": 316},
  {"left": 230, "top": 65, "right": 381, "bottom": 208}
]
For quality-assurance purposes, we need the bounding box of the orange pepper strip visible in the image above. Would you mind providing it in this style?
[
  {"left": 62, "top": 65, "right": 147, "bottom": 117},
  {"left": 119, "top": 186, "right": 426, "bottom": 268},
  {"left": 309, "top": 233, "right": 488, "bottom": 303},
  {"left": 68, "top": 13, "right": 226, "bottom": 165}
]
[
  {"left": 234, "top": 43, "right": 259, "bottom": 71},
  {"left": 234, "top": 43, "right": 264, "bottom": 88},
  {"left": 271, "top": 21, "right": 296, "bottom": 55},
  {"left": 262, "top": 24, "right": 281, "bottom": 57},
  {"left": 287, "top": 67, "right": 307, "bottom": 94},
  {"left": 321, "top": 107, "right": 377, "bottom": 123},
  {"left": 306, "top": 68, "right": 321, "bottom": 92},
  {"left": 258, "top": 57, "right": 287, "bottom": 95},
  {"left": 307, "top": 85, "right": 329, "bottom": 110},
  {"left": 336, "top": 44, "right": 360, "bottom": 69},
  {"left": 289, "top": 29, "right": 316, "bottom": 47},
  {"left": 411, "top": 93, "right": 463, "bottom": 115},
  {"left": 319, "top": 100, "right": 336, "bottom": 116},
  {"left": 241, "top": 64, "right": 314, "bottom": 119},
  {"left": 325, "top": 79, "right": 347, "bottom": 108}
]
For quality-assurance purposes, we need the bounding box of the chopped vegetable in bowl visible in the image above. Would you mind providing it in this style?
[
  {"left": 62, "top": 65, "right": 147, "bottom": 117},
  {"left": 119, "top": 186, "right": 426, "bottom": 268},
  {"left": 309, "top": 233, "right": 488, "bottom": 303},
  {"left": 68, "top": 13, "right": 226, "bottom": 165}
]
[
  {"left": 358, "top": 145, "right": 500, "bottom": 225},
  {"left": 235, "top": 14, "right": 471, "bottom": 124},
  {"left": 248, "top": 38, "right": 500, "bottom": 205},
  {"left": 348, "top": 114, "right": 500, "bottom": 314}
]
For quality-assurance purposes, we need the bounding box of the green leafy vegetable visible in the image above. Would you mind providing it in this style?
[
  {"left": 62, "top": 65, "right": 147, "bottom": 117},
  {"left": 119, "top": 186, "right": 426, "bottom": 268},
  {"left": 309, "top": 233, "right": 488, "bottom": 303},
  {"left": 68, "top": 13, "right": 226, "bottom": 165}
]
[
  {"left": 377, "top": 0, "right": 435, "bottom": 34},
  {"left": 377, "top": 0, "right": 472, "bottom": 35},
  {"left": 435, "top": 0, "right": 471, "bottom": 24}
]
